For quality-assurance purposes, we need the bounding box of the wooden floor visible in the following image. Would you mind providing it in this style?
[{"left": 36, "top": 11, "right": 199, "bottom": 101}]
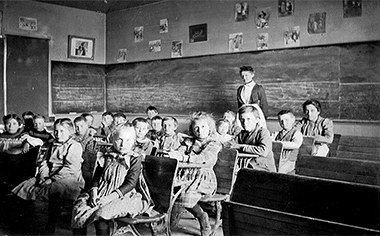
[{"left": 0, "top": 197, "right": 223, "bottom": 236}]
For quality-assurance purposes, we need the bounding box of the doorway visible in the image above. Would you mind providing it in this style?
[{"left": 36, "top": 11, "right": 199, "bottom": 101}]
[{"left": 5, "top": 35, "right": 49, "bottom": 117}]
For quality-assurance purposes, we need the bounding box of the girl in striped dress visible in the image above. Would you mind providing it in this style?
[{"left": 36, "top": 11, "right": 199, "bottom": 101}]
[{"left": 71, "top": 124, "right": 152, "bottom": 236}]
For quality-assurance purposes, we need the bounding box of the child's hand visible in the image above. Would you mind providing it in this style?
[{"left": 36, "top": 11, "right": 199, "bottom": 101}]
[
  {"left": 89, "top": 188, "right": 98, "bottom": 208},
  {"left": 41, "top": 178, "right": 52, "bottom": 186},
  {"left": 22, "top": 142, "right": 30, "bottom": 154}
]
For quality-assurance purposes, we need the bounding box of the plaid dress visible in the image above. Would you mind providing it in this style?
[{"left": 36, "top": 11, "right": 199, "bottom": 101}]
[{"left": 175, "top": 138, "right": 221, "bottom": 208}]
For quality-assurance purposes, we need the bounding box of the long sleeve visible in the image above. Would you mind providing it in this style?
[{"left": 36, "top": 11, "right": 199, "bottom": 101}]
[
  {"left": 257, "top": 85, "right": 269, "bottom": 118},
  {"left": 188, "top": 141, "right": 221, "bottom": 166},
  {"left": 281, "top": 130, "right": 303, "bottom": 150},
  {"left": 314, "top": 118, "right": 334, "bottom": 144},
  {"left": 115, "top": 155, "right": 142, "bottom": 196},
  {"left": 50, "top": 141, "right": 84, "bottom": 181},
  {"left": 240, "top": 128, "right": 272, "bottom": 157}
]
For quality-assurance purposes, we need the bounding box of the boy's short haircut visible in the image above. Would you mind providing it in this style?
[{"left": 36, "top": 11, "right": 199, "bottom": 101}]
[
  {"left": 22, "top": 111, "right": 34, "bottom": 118},
  {"left": 162, "top": 116, "right": 178, "bottom": 126},
  {"left": 239, "top": 65, "right": 255, "bottom": 74},
  {"left": 132, "top": 117, "right": 148, "bottom": 127},
  {"left": 277, "top": 110, "right": 295, "bottom": 118},
  {"left": 238, "top": 105, "right": 260, "bottom": 119},
  {"left": 110, "top": 123, "right": 135, "bottom": 143},
  {"left": 113, "top": 112, "right": 127, "bottom": 119},
  {"left": 74, "top": 116, "right": 87, "bottom": 124},
  {"left": 151, "top": 115, "right": 163, "bottom": 121},
  {"left": 102, "top": 111, "right": 114, "bottom": 118},
  {"left": 81, "top": 112, "right": 94, "bottom": 120},
  {"left": 33, "top": 114, "right": 45, "bottom": 120},
  {"left": 146, "top": 106, "right": 158, "bottom": 113}
]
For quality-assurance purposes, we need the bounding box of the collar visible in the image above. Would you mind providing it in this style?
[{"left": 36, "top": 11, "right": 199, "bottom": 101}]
[{"left": 243, "top": 80, "right": 256, "bottom": 88}]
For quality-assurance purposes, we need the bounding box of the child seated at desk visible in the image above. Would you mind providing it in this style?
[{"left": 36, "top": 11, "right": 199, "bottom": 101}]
[
  {"left": 223, "top": 110, "right": 242, "bottom": 137},
  {"left": 113, "top": 112, "right": 128, "bottom": 127},
  {"left": 28, "top": 114, "right": 54, "bottom": 146},
  {"left": 231, "top": 105, "right": 276, "bottom": 172},
  {"left": 216, "top": 119, "right": 234, "bottom": 147},
  {"left": 272, "top": 110, "right": 303, "bottom": 174},
  {"left": 71, "top": 124, "right": 152, "bottom": 236},
  {"left": 132, "top": 117, "right": 156, "bottom": 157},
  {"left": 0, "top": 114, "right": 43, "bottom": 154},
  {"left": 158, "top": 116, "right": 182, "bottom": 153},
  {"left": 96, "top": 112, "right": 115, "bottom": 141},
  {"left": 168, "top": 111, "right": 221, "bottom": 236},
  {"left": 146, "top": 115, "right": 163, "bottom": 141},
  {"left": 11, "top": 118, "right": 84, "bottom": 234},
  {"left": 73, "top": 116, "right": 97, "bottom": 191}
]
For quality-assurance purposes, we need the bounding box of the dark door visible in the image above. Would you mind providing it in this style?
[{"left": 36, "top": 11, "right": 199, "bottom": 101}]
[{"left": 6, "top": 35, "right": 49, "bottom": 117}]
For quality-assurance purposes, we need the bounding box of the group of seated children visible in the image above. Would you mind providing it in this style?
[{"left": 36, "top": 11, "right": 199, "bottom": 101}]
[{"left": 0, "top": 98, "right": 333, "bottom": 236}]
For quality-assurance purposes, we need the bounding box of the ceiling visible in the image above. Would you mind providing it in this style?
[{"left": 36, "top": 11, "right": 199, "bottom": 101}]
[{"left": 34, "top": 0, "right": 165, "bottom": 13}]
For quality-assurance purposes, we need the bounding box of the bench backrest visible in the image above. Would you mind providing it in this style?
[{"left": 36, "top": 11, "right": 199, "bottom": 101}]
[
  {"left": 231, "top": 168, "right": 380, "bottom": 230},
  {"left": 337, "top": 135, "right": 380, "bottom": 162},
  {"left": 298, "top": 136, "right": 314, "bottom": 156},
  {"left": 327, "top": 133, "right": 341, "bottom": 157},
  {"left": 296, "top": 155, "right": 380, "bottom": 186},
  {"left": 272, "top": 141, "right": 284, "bottom": 172},
  {"left": 143, "top": 155, "right": 178, "bottom": 213},
  {"left": 214, "top": 148, "right": 238, "bottom": 195}
]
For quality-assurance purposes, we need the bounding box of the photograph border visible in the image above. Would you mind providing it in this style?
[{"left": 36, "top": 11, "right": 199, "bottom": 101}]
[
  {"left": 68, "top": 35, "right": 95, "bottom": 60},
  {"left": 189, "top": 23, "right": 207, "bottom": 43}
]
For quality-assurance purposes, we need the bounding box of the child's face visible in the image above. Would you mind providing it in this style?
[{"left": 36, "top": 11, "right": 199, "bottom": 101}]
[
  {"left": 147, "top": 110, "right": 158, "bottom": 119},
  {"left": 163, "top": 119, "right": 177, "bottom": 136},
  {"left": 192, "top": 119, "right": 210, "bottom": 139},
  {"left": 305, "top": 104, "right": 320, "bottom": 122},
  {"left": 74, "top": 120, "right": 89, "bottom": 136},
  {"left": 114, "top": 117, "right": 126, "bottom": 127},
  {"left": 134, "top": 122, "right": 149, "bottom": 139},
  {"left": 54, "top": 124, "right": 72, "bottom": 143},
  {"left": 278, "top": 113, "right": 295, "bottom": 131},
  {"left": 113, "top": 129, "right": 135, "bottom": 154},
  {"left": 85, "top": 116, "right": 94, "bottom": 126},
  {"left": 239, "top": 112, "right": 259, "bottom": 132},
  {"left": 34, "top": 118, "right": 45, "bottom": 132},
  {"left": 102, "top": 115, "right": 113, "bottom": 127},
  {"left": 5, "top": 118, "right": 20, "bottom": 134},
  {"left": 217, "top": 122, "right": 229, "bottom": 135},
  {"left": 223, "top": 113, "right": 234, "bottom": 124},
  {"left": 151, "top": 119, "right": 162, "bottom": 132}
]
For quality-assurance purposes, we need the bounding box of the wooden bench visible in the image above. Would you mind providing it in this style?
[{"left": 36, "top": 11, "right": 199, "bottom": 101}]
[
  {"left": 298, "top": 136, "right": 315, "bottom": 156},
  {"left": 296, "top": 155, "right": 380, "bottom": 186},
  {"left": 336, "top": 135, "right": 380, "bottom": 162},
  {"left": 222, "top": 169, "right": 380, "bottom": 235},
  {"left": 113, "top": 155, "right": 179, "bottom": 236}
]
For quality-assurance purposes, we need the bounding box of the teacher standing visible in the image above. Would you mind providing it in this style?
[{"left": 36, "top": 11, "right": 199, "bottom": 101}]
[{"left": 237, "top": 66, "right": 269, "bottom": 122}]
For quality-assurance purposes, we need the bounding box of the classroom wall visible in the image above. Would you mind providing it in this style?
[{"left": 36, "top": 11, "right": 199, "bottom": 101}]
[
  {"left": 106, "top": 0, "right": 380, "bottom": 63},
  {"left": 1, "top": 0, "right": 106, "bottom": 64}
]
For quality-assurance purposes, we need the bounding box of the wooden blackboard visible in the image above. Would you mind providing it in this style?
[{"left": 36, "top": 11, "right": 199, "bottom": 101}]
[
  {"left": 106, "top": 42, "right": 380, "bottom": 121},
  {"left": 51, "top": 62, "right": 105, "bottom": 114}
]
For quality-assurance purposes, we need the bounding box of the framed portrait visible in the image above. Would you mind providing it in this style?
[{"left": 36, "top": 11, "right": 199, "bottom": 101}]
[
  {"left": 68, "top": 35, "right": 95, "bottom": 60},
  {"left": 189, "top": 23, "right": 207, "bottom": 43}
]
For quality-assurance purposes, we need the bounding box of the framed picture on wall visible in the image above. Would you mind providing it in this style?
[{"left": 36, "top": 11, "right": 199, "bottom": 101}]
[
  {"left": 68, "top": 35, "right": 95, "bottom": 60},
  {"left": 189, "top": 23, "right": 207, "bottom": 43}
]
